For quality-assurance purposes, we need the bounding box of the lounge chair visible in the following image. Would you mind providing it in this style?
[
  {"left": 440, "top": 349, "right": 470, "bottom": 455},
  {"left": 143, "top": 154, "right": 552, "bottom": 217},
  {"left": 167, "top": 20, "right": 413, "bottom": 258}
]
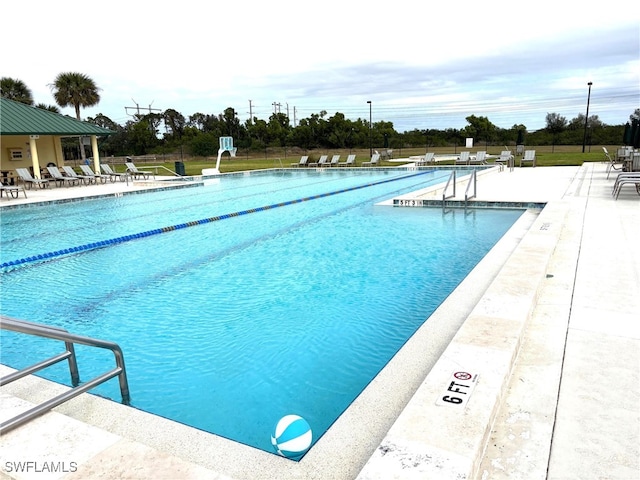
[
  {"left": 362, "top": 153, "right": 380, "bottom": 167},
  {"left": 603, "top": 147, "right": 623, "bottom": 179},
  {"left": 80, "top": 164, "right": 112, "bottom": 183},
  {"left": 416, "top": 152, "right": 435, "bottom": 166},
  {"left": 0, "top": 185, "right": 27, "bottom": 199},
  {"left": 308, "top": 155, "right": 329, "bottom": 167},
  {"left": 290, "top": 156, "right": 309, "bottom": 168},
  {"left": 455, "top": 151, "right": 470, "bottom": 165},
  {"left": 328, "top": 155, "right": 340, "bottom": 167},
  {"left": 469, "top": 151, "right": 487, "bottom": 165},
  {"left": 125, "top": 162, "right": 153, "bottom": 180},
  {"left": 15, "top": 168, "right": 49, "bottom": 189},
  {"left": 603, "top": 147, "right": 624, "bottom": 179},
  {"left": 61, "top": 165, "right": 96, "bottom": 185},
  {"left": 100, "top": 164, "right": 128, "bottom": 182},
  {"left": 338, "top": 154, "right": 356, "bottom": 167},
  {"left": 47, "top": 166, "right": 80, "bottom": 187},
  {"left": 494, "top": 151, "right": 514, "bottom": 171},
  {"left": 612, "top": 171, "right": 640, "bottom": 199},
  {"left": 520, "top": 150, "right": 536, "bottom": 167}
]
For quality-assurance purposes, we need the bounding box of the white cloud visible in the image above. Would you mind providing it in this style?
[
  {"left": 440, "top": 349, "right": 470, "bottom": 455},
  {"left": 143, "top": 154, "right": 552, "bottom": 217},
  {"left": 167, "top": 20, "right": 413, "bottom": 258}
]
[{"left": 4, "top": 0, "right": 639, "bottom": 131}]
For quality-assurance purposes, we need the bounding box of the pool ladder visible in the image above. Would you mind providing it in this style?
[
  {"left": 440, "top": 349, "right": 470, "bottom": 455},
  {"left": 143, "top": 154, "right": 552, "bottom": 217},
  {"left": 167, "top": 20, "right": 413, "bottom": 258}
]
[
  {"left": 0, "top": 315, "right": 130, "bottom": 433},
  {"left": 442, "top": 169, "right": 477, "bottom": 211}
]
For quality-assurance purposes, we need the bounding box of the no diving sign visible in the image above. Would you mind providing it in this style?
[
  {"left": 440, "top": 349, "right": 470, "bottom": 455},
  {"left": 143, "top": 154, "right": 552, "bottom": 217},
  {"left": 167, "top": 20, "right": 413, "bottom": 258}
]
[{"left": 436, "top": 371, "right": 479, "bottom": 408}]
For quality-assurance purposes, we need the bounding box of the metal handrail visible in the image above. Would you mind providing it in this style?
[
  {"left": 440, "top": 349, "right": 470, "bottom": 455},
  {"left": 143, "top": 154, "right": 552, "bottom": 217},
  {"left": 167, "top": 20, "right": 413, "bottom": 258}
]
[
  {"left": 0, "top": 315, "right": 130, "bottom": 433},
  {"left": 442, "top": 170, "right": 456, "bottom": 206},
  {"left": 464, "top": 169, "right": 477, "bottom": 207}
]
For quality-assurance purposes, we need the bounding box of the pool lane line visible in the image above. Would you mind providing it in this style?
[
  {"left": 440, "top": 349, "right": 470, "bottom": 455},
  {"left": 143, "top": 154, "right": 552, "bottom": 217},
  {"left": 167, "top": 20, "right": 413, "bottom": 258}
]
[{"left": 1, "top": 170, "right": 438, "bottom": 270}]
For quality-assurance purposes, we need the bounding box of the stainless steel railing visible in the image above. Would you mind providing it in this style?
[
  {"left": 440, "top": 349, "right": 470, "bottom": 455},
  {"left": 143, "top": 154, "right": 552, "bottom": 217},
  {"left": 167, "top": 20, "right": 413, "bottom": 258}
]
[
  {"left": 0, "top": 315, "right": 130, "bottom": 433},
  {"left": 465, "top": 169, "right": 477, "bottom": 207},
  {"left": 442, "top": 170, "right": 456, "bottom": 205}
]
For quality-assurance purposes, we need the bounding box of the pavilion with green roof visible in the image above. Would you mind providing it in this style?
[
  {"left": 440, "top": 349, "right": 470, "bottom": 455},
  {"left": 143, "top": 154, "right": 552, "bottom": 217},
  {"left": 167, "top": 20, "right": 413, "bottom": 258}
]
[{"left": 0, "top": 97, "right": 114, "bottom": 184}]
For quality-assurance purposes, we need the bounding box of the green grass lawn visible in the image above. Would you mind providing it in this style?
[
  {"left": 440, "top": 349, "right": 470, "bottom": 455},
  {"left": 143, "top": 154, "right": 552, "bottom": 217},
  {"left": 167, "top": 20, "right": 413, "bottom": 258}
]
[{"left": 120, "top": 145, "right": 611, "bottom": 176}]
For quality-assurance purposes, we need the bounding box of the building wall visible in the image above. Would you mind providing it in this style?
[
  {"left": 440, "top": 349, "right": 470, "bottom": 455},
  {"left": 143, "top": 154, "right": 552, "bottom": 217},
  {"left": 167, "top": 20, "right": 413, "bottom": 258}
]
[{"left": 1, "top": 135, "right": 65, "bottom": 177}]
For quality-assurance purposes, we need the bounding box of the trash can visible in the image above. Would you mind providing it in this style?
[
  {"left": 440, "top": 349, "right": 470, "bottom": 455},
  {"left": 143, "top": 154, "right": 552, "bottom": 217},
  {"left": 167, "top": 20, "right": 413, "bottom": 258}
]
[{"left": 174, "top": 161, "right": 185, "bottom": 176}]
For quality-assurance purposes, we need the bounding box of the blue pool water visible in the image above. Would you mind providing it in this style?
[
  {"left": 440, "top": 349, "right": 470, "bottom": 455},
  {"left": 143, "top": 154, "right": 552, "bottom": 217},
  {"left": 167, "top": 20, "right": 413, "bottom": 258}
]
[{"left": 0, "top": 168, "right": 523, "bottom": 456}]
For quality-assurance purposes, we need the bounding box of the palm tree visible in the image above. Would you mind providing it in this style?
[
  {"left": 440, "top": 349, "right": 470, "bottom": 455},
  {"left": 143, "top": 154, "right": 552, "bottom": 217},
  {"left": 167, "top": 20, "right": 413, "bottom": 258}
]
[
  {"left": 0, "top": 77, "right": 34, "bottom": 105},
  {"left": 35, "top": 103, "right": 61, "bottom": 113},
  {"left": 50, "top": 72, "right": 101, "bottom": 159}
]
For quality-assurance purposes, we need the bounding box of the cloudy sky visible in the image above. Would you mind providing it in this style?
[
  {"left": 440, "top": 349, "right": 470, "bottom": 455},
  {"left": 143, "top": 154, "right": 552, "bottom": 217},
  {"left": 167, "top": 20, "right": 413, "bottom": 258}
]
[{"left": 4, "top": 0, "right": 639, "bottom": 132}]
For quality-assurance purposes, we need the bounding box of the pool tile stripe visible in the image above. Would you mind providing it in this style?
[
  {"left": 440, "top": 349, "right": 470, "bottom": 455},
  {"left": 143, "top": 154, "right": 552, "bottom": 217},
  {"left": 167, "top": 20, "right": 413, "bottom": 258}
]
[{"left": 1, "top": 171, "right": 432, "bottom": 270}]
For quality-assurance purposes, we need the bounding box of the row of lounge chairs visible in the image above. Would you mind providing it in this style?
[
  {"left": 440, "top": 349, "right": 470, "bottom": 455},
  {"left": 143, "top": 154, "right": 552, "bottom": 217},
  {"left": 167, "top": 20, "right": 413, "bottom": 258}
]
[
  {"left": 291, "top": 154, "right": 360, "bottom": 168},
  {"left": 608, "top": 147, "right": 640, "bottom": 199},
  {"left": 13, "top": 163, "right": 152, "bottom": 190},
  {"left": 415, "top": 150, "right": 534, "bottom": 169}
]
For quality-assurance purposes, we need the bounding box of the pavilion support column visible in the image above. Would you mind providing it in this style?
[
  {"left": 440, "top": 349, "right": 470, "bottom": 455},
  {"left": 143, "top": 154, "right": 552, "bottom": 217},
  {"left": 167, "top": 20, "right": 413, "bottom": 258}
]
[
  {"left": 28, "top": 135, "right": 41, "bottom": 179},
  {"left": 90, "top": 136, "right": 101, "bottom": 173}
]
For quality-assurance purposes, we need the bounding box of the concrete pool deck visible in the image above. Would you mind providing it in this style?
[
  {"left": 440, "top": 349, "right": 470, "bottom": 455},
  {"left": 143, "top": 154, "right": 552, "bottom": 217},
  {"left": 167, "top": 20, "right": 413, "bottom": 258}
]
[{"left": 1, "top": 163, "right": 639, "bottom": 479}]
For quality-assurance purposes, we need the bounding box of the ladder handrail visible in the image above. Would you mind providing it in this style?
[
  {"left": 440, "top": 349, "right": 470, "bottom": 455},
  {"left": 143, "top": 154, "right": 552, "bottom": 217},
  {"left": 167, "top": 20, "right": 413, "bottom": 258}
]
[
  {"left": 442, "top": 170, "right": 456, "bottom": 205},
  {"left": 464, "top": 169, "right": 477, "bottom": 207},
  {"left": 0, "top": 315, "right": 130, "bottom": 433}
]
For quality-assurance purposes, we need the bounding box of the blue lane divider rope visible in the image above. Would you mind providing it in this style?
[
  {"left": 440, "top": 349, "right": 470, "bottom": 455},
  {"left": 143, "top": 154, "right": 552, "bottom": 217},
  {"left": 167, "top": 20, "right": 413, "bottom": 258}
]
[{"left": 1, "top": 170, "right": 433, "bottom": 270}]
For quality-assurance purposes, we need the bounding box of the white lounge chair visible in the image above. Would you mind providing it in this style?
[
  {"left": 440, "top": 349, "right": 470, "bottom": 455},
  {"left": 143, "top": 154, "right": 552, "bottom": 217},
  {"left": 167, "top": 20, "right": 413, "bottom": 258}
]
[
  {"left": 520, "top": 150, "right": 536, "bottom": 167},
  {"left": 309, "top": 155, "right": 329, "bottom": 167},
  {"left": 603, "top": 147, "right": 624, "bottom": 179},
  {"left": 125, "top": 162, "right": 153, "bottom": 179},
  {"left": 290, "top": 156, "right": 309, "bottom": 168},
  {"left": 61, "top": 165, "right": 96, "bottom": 185},
  {"left": 362, "top": 153, "right": 380, "bottom": 167},
  {"left": 328, "top": 155, "right": 340, "bottom": 167},
  {"left": 1, "top": 184, "right": 27, "bottom": 199},
  {"left": 612, "top": 171, "right": 640, "bottom": 199},
  {"left": 15, "top": 168, "right": 49, "bottom": 189},
  {"left": 100, "top": 164, "right": 128, "bottom": 182},
  {"left": 47, "top": 166, "right": 80, "bottom": 187},
  {"left": 470, "top": 151, "right": 487, "bottom": 165},
  {"left": 338, "top": 154, "right": 356, "bottom": 167},
  {"left": 455, "top": 151, "right": 470, "bottom": 165},
  {"left": 416, "top": 152, "right": 435, "bottom": 166},
  {"left": 80, "top": 164, "right": 112, "bottom": 183}
]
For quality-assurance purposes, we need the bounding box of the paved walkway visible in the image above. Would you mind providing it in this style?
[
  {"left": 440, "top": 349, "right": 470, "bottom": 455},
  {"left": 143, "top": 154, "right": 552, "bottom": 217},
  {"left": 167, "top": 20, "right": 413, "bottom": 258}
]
[{"left": 1, "top": 163, "right": 639, "bottom": 479}]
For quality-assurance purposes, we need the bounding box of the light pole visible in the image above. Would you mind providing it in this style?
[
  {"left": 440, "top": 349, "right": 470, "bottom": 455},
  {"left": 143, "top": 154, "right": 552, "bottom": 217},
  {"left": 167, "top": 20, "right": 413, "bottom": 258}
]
[
  {"left": 582, "top": 81, "right": 593, "bottom": 153},
  {"left": 367, "top": 100, "right": 372, "bottom": 157}
]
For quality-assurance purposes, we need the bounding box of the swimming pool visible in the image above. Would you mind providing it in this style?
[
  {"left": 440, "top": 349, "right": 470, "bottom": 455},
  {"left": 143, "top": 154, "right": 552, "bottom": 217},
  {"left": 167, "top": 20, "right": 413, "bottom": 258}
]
[{"left": 0, "top": 168, "right": 523, "bottom": 457}]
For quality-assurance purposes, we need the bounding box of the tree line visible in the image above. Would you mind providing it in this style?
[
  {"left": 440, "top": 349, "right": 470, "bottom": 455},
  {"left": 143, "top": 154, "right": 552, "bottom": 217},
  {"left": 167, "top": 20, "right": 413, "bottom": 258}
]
[{"left": 3, "top": 75, "right": 638, "bottom": 160}]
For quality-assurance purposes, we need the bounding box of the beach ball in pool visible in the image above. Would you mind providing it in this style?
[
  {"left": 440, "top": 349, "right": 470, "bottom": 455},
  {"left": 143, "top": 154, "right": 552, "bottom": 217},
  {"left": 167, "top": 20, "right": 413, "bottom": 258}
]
[{"left": 271, "top": 415, "right": 313, "bottom": 459}]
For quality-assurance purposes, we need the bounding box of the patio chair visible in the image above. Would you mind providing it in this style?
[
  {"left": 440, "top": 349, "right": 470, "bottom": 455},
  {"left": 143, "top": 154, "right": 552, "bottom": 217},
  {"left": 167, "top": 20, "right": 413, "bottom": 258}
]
[
  {"left": 308, "top": 155, "right": 329, "bottom": 167},
  {"left": 612, "top": 171, "right": 640, "bottom": 199},
  {"left": 455, "top": 151, "right": 470, "bottom": 165},
  {"left": 520, "top": 150, "right": 536, "bottom": 167},
  {"left": 61, "top": 165, "right": 96, "bottom": 185},
  {"left": 80, "top": 164, "right": 112, "bottom": 183},
  {"left": 338, "top": 154, "right": 356, "bottom": 167},
  {"left": 125, "top": 162, "right": 153, "bottom": 180},
  {"left": 46, "top": 166, "right": 80, "bottom": 187},
  {"left": 362, "top": 153, "right": 380, "bottom": 167},
  {"left": 1, "top": 185, "right": 27, "bottom": 199},
  {"left": 416, "top": 152, "right": 435, "bottom": 166},
  {"left": 469, "top": 151, "right": 487, "bottom": 165},
  {"left": 603, "top": 147, "right": 624, "bottom": 179},
  {"left": 100, "top": 164, "right": 128, "bottom": 182},
  {"left": 15, "top": 168, "right": 49, "bottom": 189},
  {"left": 290, "top": 156, "right": 309, "bottom": 168},
  {"left": 328, "top": 155, "right": 340, "bottom": 167}
]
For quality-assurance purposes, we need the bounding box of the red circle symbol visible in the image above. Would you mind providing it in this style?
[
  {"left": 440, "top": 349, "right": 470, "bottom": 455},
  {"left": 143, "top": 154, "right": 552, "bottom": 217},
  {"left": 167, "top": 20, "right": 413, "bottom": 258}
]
[{"left": 454, "top": 372, "right": 472, "bottom": 380}]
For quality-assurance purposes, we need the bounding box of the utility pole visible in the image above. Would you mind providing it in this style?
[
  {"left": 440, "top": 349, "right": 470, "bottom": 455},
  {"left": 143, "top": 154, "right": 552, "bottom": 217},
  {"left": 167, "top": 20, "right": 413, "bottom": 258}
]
[
  {"left": 125, "top": 99, "right": 161, "bottom": 118},
  {"left": 248, "top": 100, "right": 253, "bottom": 124}
]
